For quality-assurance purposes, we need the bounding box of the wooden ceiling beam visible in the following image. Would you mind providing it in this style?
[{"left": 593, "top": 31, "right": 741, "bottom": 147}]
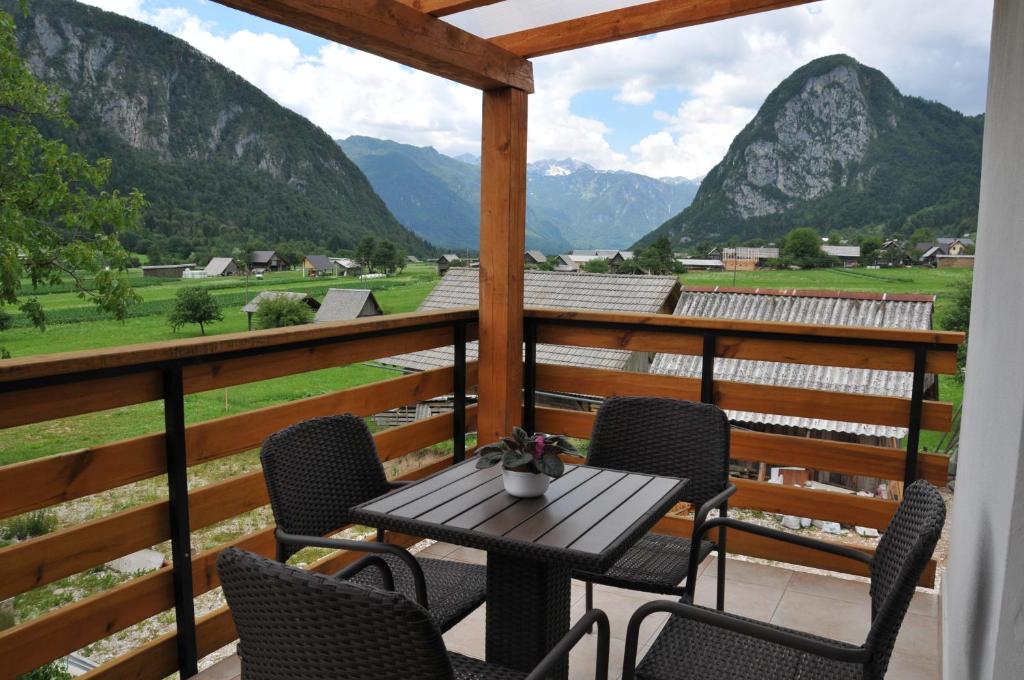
[
  {"left": 491, "top": 0, "right": 821, "bottom": 58},
  {"left": 211, "top": 0, "right": 533, "bottom": 92},
  {"left": 394, "top": 0, "right": 507, "bottom": 17}
]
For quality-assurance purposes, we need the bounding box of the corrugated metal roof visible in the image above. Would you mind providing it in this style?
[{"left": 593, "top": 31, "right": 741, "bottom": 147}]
[
  {"left": 383, "top": 268, "right": 679, "bottom": 372},
  {"left": 650, "top": 288, "right": 936, "bottom": 438},
  {"left": 822, "top": 245, "right": 862, "bottom": 258},
  {"left": 722, "top": 247, "right": 780, "bottom": 259},
  {"left": 242, "top": 291, "right": 320, "bottom": 314},
  {"left": 314, "top": 289, "right": 380, "bottom": 322},
  {"left": 204, "top": 257, "right": 236, "bottom": 276}
]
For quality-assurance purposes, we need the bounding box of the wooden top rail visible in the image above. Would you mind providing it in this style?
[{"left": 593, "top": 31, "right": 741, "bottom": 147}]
[
  {"left": 524, "top": 307, "right": 964, "bottom": 348},
  {"left": 0, "top": 307, "right": 478, "bottom": 385}
]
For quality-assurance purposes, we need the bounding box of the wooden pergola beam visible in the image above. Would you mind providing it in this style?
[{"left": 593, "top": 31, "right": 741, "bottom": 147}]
[
  {"left": 395, "top": 0, "right": 506, "bottom": 17},
  {"left": 211, "top": 0, "right": 533, "bottom": 92},
  {"left": 491, "top": 0, "right": 821, "bottom": 58}
]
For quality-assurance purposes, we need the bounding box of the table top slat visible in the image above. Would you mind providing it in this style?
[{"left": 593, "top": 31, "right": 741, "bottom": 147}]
[
  {"left": 534, "top": 474, "right": 653, "bottom": 549},
  {"left": 415, "top": 476, "right": 506, "bottom": 524},
  {"left": 390, "top": 465, "right": 502, "bottom": 518},
  {"left": 443, "top": 466, "right": 600, "bottom": 530},
  {"left": 569, "top": 476, "right": 682, "bottom": 555},
  {"left": 499, "top": 470, "right": 625, "bottom": 542},
  {"left": 364, "top": 461, "right": 482, "bottom": 513}
]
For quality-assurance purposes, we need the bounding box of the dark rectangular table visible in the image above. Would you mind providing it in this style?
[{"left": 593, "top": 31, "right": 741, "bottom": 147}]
[{"left": 351, "top": 460, "right": 688, "bottom": 678}]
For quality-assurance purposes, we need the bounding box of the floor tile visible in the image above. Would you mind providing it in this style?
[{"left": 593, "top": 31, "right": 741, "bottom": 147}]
[
  {"left": 447, "top": 546, "right": 487, "bottom": 565},
  {"left": 693, "top": 572, "right": 787, "bottom": 621},
  {"left": 196, "top": 654, "right": 240, "bottom": 680},
  {"left": 705, "top": 556, "right": 795, "bottom": 590},
  {"left": 893, "top": 611, "right": 941, "bottom": 657},
  {"left": 786, "top": 570, "right": 870, "bottom": 604},
  {"left": 770, "top": 589, "right": 870, "bottom": 645},
  {"left": 418, "top": 540, "right": 459, "bottom": 558},
  {"left": 886, "top": 649, "right": 941, "bottom": 680},
  {"left": 907, "top": 590, "right": 940, "bottom": 618}
]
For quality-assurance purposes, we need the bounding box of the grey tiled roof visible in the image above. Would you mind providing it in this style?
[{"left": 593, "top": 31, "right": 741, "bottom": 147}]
[
  {"left": 204, "top": 257, "right": 236, "bottom": 276},
  {"left": 314, "top": 289, "right": 381, "bottom": 322},
  {"left": 650, "top": 288, "right": 936, "bottom": 437},
  {"left": 242, "top": 291, "right": 320, "bottom": 314},
  {"left": 305, "top": 255, "right": 333, "bottom": 271},
  {"left": 382, "top": 268, "right": 680, "bottom": 372}
]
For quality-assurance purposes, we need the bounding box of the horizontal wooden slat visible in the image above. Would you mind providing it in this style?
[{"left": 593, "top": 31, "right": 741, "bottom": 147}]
[
  {"left": 183, "top": 326, "right": 454, "bottom": 393},
  {"left": 492, "top": 0, "right": 819, "bottom": 58},
  {"left": 375, "top": 404, "right": 478, "bottom": 462},
  {"left": 535, "top": 364, "right": 953, "bottom": 431},
  {"left": 653, "top": 514, "right": 936, "bottom": 587},
  {"left": 0, "top": 370, "right": 163, "bottom": 429},
  {"left": 0, "top": 364, "right": 472, "bottom": 519},
  {"left": 0, "top": 308, "right": 477, "bottom": 384},
  {"left": 395, "top": 0, "right": 503, "bottom": 15},
  {"left": 9, "top": 456, "right": 453, "bottom": 679},
  {"left": 536, "top": 323, "right": 703, "bottom": 355}
]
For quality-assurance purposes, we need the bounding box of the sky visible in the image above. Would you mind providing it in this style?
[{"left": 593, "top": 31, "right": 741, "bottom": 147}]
[{"left": 76, "top": 0, "right": 993, "bottom": 180}]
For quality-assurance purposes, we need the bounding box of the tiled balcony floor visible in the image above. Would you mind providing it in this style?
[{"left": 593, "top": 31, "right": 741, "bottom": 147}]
[{"left": 201, "top": 540, "right": 941, "bottom": 680}]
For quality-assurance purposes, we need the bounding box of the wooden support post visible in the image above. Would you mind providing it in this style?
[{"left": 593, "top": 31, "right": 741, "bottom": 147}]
[{"left": 478, "top": 87, "right": 528, "bottom": 446}]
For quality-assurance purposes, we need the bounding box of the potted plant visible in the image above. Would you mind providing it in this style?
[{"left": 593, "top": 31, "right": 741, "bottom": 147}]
[{"left": 476, "top": 427, "right": 580, "bottom": 498}]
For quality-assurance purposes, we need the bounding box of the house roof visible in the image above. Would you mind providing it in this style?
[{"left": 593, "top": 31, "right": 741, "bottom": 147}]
[
  {"left": 650, "top": 287, "right": 936, "bottom": 438},
  {"left": 677, "top": 259, "right": 725, "bottom": 267},
  {"left": 241, "top": 291, "right": 321, "bottom": 314},
  {"left": 305, "top": 255, "right": 334, "bottom": 270},
  {"left": 921, "top": 246, "right": 944, "bottom": 260},
  {"left": 822, "top": 245, "right": 861, "bottom": 258},
  {"left": 722, "top": 247, "right": 780, "bottom": 259},
  {"left": 204, "top": 257, "right": 236, "bottom": 276},
  {"left": 331, "top": 257, "right": 359, "bottom": 269},
  {"left": 526, "top": 250, "right": 546, "bottom": 262},
  {"left": 439, "top": 254, "right": 460, "bottom": 263},
  {"left": 314, "top": 289, "right": 381, "bottom": 322},
  {"left": 938, "top": 237, "right": 974, "bottom": 246},
  {"left": 382, "top": 268, "right": 680, "bottom": 373},
  {"left": 249, "top": 250, "right": 277, "bottom": 264},
  {"left": 141, "top": 263, "right": 195, "bottom": 270}
]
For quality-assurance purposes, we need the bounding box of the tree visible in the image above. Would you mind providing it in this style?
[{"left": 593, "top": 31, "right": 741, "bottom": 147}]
[
  {"left": 909, "top": 227, "right": 937, "bottom": 250},
  {"left": 373, "top": 240, "right": 398, "bottom": 275},
  {"left": 254, "top": 297, "right": 312, "bottom": 329},
  {"left": 781, "top": 228, "right": 826, "bottom": 267},
  {"left": 637, "top": 236, "right": 676, "bottom": 274},
  {"left": 939, "top": 278, "right": 972, "bottom": 380},
  {"left": 395, "top": 249, "right": 408, "bottom": 274},
  {"left": 168, "top": 287, "right": 223, "bottom": 336},
  {"left": 0, "top": 5, "right": 145, "bottom": 348},
  {"left": 356, "top": 236, "right": 377, "bottom": 272},
  {"left": 860, "top": 236, "right": 883, "bottom": 264},
  {"left": 582, "top": 258, "right": 609, "bottom": 273}
]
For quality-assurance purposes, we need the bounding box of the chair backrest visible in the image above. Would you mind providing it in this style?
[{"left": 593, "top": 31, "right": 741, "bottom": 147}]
[
  {"left": 218, "top": 547, "right": 455, "bottom": 680},
  {"left": 588, "top": 397, "right": 730, "bottom": 507},
  {"left": 260, "top": 414, "right": 391, "bottom": 559},
  {"left": 864, "top": 480, "right": 946, "bottom": 678}
]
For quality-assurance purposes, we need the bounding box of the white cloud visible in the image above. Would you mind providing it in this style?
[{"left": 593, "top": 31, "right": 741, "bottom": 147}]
[{"left": 76, "top": 0, "right": 992, "bottom": 178}]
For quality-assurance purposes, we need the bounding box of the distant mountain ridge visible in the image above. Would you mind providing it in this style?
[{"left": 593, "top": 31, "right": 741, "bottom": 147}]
[
  {"left": 8, "top": 0, "right": 433, "bottom": 258},
  {"left": 635, "top": 54, "right": 983, "bottom": 249},
  {"left": 340, "top": 136, "right": 699, "bottom": 251}
]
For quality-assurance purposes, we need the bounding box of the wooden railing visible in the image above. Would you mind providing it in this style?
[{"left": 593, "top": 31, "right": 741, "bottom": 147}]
[
  {"left": 522, "top": 307, "right": 963, "bottom": 585},
  {"left": 0, "top": 308, "right": 476, "bottom": 680},
  {"left": 0, "top": 304, "right": 963, "bottom": 679}
]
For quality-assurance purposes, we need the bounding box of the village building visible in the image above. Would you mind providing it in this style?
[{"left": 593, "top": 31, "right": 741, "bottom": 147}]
[
  {"left": 141, "top": 263, "right": 196, "bottom": 278},
  {"left": 405, "top": 255, "right": 421, "bottom": 264},
  {"left": 524, "top": 250, "right": 547, "bottom": 266},
  {"left": 203, "top": 257, "right": 239, "bottom": 277},
  {"left": 437, "top": 254, "right": 460, "bottom": 275},
  {"left": 313, "top": 289, "right": 383, "bottom": 323},
  {"left": 329, "top": 257, "right": 362, "bottom": 277},
  {"left": 821, "top": 244, "right": 861, "bottom": 266},
  {"left": 241, "top": 291, "right": 320, "bottom": 330},
  {"left": 676, "top": 258, "right": 725, "bottom": 271},
  {"left": 936, "top": 254, "right": 976, "bottom": 269},
  {"left": 302, "top": 255, "right": 335, "bottom": 277},
  {"left": 917, "top": 237, "right": 975, "bottom": 257},
  {"left": 248, "top": 250, "right": 289, "bottom": 273}
]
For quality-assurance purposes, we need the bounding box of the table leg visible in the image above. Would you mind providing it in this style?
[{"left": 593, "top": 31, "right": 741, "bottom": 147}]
[{"left": 486, "top": 553, "right": 572, "bottom": 679}]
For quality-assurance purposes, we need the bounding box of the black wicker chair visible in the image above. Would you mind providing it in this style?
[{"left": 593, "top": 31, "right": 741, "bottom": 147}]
[
  {"left": 574, "top": 397, "right": 736, "bottom": 613},
  {"left": 622, "top": 479, "right": 947, "bottom": 680},
  {"left": 260, "top": 414, "right": 486, "bottom": 632},
  {"left": 218, "top": 547, "right": 611, "bottom": 680}
]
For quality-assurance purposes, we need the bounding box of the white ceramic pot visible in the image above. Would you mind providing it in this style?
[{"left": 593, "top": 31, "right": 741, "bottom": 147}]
[{"left": 502, "top": 468, "right": 551, "bottom": 498}]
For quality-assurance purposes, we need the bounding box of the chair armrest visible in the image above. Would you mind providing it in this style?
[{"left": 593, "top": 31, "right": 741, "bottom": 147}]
[
  {"left": 622, "top": 600, "right": 869, "bottom": 680},
  {"left": 334, "top": 555, "right": 396, "bottom": 592},
  {"left": 684, "top": 483, "right": 737, "bottom": 599},
  {"left": 693, "top": 483, "right": 737, "bottom": 532},
  {"left": 693, "top": 517, "right": 874, "bottom": 566},
  {"left": 275, "top": 528, "right": 428, "bottom": 608},
  {"left": 525, "top": 609, "right": 610, "bottom": 680}
]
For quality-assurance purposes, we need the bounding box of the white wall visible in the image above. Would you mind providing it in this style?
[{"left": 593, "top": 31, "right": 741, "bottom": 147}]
[{"left": 943, "top": 1, "right": 1024, "bottom": 677}]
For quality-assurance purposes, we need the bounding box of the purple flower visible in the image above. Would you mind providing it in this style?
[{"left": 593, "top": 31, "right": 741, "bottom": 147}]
[{"left": 533, "top": 434, "right": 545, "bottom": 460}]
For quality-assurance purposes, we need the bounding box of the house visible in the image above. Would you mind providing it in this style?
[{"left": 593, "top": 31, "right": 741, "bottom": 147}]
[
  {"left": 241, "top": 291, "right": 320, "bottom": 330},
  {"left": 920, "top": 245, "right": 945, "bottom": 266},
  {"left": 607, "top": 250, "right": 634, "bottom": 271},
  {"left": 552, "top": 254, "right": 580, "bottom": 272},
  {"left": 330, "top": 257, "right": 362, "bottom": 277},
  {"left": 676, "top": 258, "right": 725, "bottom": 271},
  {"left": 313, "top": 289, "right": 383, "bottom": 323},
  {"left": 937, "top": 254, "right": 976, "bottom": 269},
  {"left": 405, "top": 255, "right": 421, "bottom": 264},
  {"left": 302, "top": 255, "right": 335, "bottom": 277},
  {"left": 524, "top": 250, "right": 546, "bottom": 265},
  {"left": 203, "top": 257, "right": 239, "bottom": 277},
  {"left": 650, "top": 286, "right": 938, "bottom": 490},
  {"left": 721, "top": 247, "right": 779, "bottom": 270},
  {"left": 141, "top": 263, "right": 196, "bottom": 278},
  {"left": 248, "top": 250, "right": 289, "bottom": 273},
  {"left": 878, "top": 239, "right": 909, "bottom": 266},
  {"left": 821, "top": 244, "right": 861, "bottom": 266},
  {"left": 918, "top": 237, "right": 976, "bottom": 257},
  {"left": 437, "top": 254, "right": 460, "bottom": 275},
  {"left": 382, "top": 269, "right": 681, "bottom": 393}
]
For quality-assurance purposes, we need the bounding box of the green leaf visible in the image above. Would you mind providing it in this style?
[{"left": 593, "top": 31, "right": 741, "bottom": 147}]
[
  {"left": 512, "top": 426, "right": 530, "bottom": 444},
  {"left": 475, "top": 455, "right": 501, "bottom": 469},
  {"left": 503, "top": 451, "right": 534, "bottom": 469},
  {"left": 535, "top": 454, "right": 565, "bottom": 478}
]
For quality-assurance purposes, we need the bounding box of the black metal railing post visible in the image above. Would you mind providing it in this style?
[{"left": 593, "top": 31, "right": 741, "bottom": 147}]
[
  {"left": 904, "top": 346, "right": 928, "bottom": 484},
  {"left": 700, "top": 333, "right": 716, "bottom": 404},
  {"left": 453, "top": 322, "right": 467, "bottom": 463},
  {"left": 162, "top": 365, "right": 198, "bottom": 677},
  {"left": 524, "top": 317, "right": 537, "bottom": 434}
]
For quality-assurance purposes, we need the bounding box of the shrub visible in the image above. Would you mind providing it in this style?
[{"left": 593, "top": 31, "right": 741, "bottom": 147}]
[
  {"left": 254, "top": 297, "right": 313, "bottom": 329},
  {"left": 19, "top": 661, "right": 73, "bottom": 680},
  {"left": 1, "top": 510, "right": 58, "bottom": 541}
]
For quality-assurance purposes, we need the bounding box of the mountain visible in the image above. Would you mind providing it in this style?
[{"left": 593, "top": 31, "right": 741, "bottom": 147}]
[
  {"left": 8, "top": 0, "right": 433, "bottom": 259},
  {"left": 340, "top": 137, "right": 699, "bottom": 251},
  {"left": 635, "top": 55, "right": 983, "bottom": 249}
]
